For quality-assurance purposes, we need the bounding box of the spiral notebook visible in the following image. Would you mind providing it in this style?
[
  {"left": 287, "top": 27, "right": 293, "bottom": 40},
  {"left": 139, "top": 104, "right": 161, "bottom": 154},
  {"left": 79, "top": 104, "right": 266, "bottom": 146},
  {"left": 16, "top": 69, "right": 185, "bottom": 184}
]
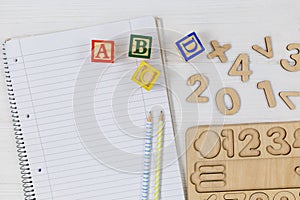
[{"left": 3, "top": 16, "right": 185, "bottom": 200}]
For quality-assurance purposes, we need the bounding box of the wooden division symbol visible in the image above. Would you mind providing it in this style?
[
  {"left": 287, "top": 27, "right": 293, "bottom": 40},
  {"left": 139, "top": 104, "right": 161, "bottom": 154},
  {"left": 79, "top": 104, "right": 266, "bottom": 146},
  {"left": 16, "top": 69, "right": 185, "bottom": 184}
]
[
  {"left": 207, "top": 40, "right": 231, "bottom": 63},
  {"left": 252, "top": 36, "right": 273, "bottom": 59}
]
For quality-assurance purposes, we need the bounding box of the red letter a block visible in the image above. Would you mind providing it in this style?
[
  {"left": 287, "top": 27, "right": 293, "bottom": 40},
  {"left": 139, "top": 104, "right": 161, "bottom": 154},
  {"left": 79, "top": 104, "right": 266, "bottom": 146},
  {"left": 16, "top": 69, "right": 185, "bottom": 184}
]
[{"left": 91, "top": 40, "right": 114, "bottom": 63}]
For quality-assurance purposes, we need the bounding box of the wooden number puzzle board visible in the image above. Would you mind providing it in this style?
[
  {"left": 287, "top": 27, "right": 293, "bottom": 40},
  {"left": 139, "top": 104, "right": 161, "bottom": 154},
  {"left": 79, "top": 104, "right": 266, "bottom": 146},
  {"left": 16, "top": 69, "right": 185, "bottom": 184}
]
[{"left": 186, "top": 121, "right": 300, "bottom": 200}]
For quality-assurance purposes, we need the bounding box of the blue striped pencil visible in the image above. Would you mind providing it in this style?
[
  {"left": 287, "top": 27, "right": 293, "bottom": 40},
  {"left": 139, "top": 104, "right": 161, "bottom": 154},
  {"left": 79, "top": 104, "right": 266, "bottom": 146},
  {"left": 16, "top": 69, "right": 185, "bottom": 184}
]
[{"left": 141, "top": 112, "right": 153, "bottom": 200}]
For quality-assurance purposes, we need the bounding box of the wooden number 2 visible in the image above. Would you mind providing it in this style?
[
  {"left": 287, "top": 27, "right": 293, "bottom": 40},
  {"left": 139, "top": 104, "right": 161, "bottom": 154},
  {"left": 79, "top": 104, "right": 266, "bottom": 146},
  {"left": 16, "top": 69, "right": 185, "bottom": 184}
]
[
  {"left": 186, "top": 74, "right": 209, "bottom": 103},
  {"left": 280, "top": 43, "right": 300, "bottom": 72},
  {"left": 238, "top": 128, "right": 261, "bottom": 157}
]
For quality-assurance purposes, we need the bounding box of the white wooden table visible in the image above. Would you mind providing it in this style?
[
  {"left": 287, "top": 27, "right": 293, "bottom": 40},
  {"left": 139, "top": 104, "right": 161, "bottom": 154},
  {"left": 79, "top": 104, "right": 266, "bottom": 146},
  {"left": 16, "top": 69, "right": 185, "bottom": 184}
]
[{"left": 1, "top": 1, "right": 300, "bottom": 199}]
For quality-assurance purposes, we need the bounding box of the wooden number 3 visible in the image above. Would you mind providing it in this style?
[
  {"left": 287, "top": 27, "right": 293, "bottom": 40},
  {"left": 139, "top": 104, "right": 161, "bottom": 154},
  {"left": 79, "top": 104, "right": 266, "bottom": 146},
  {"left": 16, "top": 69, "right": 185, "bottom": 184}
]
[{"left": 280, "top": 43, "right": 300, "bottom": 72}]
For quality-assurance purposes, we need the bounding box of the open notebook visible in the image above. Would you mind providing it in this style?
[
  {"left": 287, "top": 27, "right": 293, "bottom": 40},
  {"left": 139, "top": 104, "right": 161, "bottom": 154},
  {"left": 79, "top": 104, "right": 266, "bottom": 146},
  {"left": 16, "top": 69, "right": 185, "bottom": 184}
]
[{"left": 3, "top": 16, "right": 185, "bottom": 200}]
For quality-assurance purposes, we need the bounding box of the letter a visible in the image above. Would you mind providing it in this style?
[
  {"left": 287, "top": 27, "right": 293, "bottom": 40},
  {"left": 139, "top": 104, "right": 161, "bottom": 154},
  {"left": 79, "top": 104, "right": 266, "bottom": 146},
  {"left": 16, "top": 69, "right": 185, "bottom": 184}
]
[{"left": 96, "top": 44, "right": 109, "bottom": 59}]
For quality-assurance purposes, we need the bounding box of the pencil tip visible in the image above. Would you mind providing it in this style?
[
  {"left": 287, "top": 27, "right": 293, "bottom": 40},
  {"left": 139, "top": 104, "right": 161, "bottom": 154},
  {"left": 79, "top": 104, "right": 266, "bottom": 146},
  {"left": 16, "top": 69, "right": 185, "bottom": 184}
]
[
  {"left": 159, "top": 111, "right": 163, "bottom": 121},
  {"left": 147, "top": 112, "right": 152, "bottom": 122}
]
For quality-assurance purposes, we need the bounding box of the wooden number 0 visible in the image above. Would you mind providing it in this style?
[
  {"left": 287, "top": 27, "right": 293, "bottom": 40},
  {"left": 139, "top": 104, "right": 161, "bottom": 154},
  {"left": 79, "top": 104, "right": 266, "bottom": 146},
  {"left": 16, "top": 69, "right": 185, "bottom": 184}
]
[
  {"left": 186, "top": 74, "right": 209, "bottom": 103},
  {"left": 216, "top": 88, "right": 241, "bottom": 115}
]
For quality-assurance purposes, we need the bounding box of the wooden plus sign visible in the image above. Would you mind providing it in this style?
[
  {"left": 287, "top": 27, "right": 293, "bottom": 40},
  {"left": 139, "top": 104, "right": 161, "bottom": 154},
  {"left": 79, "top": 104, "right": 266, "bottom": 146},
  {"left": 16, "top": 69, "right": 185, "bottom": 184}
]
[{"left": 207, "top": 40, "right": 231, "bottom": 63}]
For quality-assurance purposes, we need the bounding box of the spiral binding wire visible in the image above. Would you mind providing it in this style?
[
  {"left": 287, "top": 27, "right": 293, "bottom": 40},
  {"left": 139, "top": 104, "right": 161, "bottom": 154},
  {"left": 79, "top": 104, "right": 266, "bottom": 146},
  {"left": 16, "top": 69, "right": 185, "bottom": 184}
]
[{"left": 3, "top": 41, "right": 36, "bottom": 200}]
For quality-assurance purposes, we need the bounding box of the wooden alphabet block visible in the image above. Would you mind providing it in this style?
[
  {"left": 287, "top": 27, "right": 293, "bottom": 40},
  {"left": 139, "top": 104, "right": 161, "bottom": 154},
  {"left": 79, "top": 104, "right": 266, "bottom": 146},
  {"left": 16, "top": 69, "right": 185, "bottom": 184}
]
[
  {"left": 91, "top": 40, "right": 114, "bottom": 63},
  {"left": 128, "top": 34, "right": 152, "bottom": 59},
  {"left": 131, "top": 61, "right": 160, "bottom": 91},
  {"left": 175, "top": 32, "right": 205, "bottom": 62}
]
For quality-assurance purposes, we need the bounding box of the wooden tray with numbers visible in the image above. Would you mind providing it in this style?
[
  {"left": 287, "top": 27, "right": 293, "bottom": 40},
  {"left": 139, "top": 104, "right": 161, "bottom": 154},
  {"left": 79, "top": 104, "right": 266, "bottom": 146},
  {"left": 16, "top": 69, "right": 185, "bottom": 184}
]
[{"left": 186, "top": 121, "right": 300, "bottom": 200}]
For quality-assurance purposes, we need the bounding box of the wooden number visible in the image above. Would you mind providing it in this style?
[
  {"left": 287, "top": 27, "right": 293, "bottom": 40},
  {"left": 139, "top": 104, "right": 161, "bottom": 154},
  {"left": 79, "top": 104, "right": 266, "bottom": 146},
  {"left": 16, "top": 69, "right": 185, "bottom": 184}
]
[
  {"left": 249, "top": 192, "right": 269, "bottom": 200},
  {"left": 223, "top": 193, "right": 246, "bottom": 200},
  {"left": 194, "top": 130, "right": 221, "bottom": 159},
  {"left": 280, "top": 43, "right": 300, "bottom": 72},
  {"left": 293, "top": 128, "right": 300, "bottom": 148},
  {"left": 274, "top": 191, "right": 296, "bottom": 200},
  {"left": 186, "top": 74, "right": 209, "bottom": 103},
  {"left": 216, "top": 87, "right": 241, "bottom": 115},
  {"left": 266, "top": 127, "right": 291, "bottom": 156},
  {"left": 257, "top": 80, "right": 276, "bottom": 108},
  {"left": 228, "top": 54, "right": 252, "bottom": 82},
  {"left": 221, "top": 129, "right": 234, "bottom": 158},
  {"left": 252, "top": 36, "right": 273, "bottom": 58},
  {"left": 238, "top": 128, "right": 261, "bottom": 157}
]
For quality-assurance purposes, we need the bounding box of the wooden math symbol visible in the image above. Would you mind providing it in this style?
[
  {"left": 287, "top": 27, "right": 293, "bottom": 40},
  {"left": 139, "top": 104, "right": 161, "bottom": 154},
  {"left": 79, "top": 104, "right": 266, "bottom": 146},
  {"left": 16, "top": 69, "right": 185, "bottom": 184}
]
[
  {"left": 279, "top": 91, "right": 300, "bottom": 110},
  {"left": 191, "top": 163, "right": 226, "bottom": 192},
  {"left": 252, "top": 36, "right": 273, "bottom": 59},
  {"left": 207, "top": 40, "right": 231, "bottom": 63}
]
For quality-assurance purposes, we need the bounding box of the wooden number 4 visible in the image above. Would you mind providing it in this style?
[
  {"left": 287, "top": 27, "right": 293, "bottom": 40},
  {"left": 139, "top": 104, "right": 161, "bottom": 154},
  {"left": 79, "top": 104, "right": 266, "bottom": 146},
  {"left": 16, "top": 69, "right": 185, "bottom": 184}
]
[{"left": 228, "top": 54, "right": 252, "bottom": 82}]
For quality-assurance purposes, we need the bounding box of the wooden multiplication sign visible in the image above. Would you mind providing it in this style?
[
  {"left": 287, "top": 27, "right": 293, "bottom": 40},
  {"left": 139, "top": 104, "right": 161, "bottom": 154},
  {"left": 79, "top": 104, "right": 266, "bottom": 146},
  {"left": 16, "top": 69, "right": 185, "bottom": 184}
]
[{"left": 186, "top": 121, "right": 300, "bottom": 200}]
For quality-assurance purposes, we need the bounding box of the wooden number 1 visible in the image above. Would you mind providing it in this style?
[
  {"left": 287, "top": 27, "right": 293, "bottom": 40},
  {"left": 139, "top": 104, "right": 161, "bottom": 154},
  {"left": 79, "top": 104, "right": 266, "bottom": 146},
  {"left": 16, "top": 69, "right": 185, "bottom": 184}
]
[{"left": 257, "top": 80, "right": 276, "bottom": 108}]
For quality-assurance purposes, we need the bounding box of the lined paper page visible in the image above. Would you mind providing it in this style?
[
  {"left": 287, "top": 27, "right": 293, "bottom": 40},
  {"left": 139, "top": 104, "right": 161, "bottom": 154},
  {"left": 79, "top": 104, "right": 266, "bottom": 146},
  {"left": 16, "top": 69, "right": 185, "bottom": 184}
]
[{"left": 5, "top": 17, "right": 184, "bottom": 200}]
